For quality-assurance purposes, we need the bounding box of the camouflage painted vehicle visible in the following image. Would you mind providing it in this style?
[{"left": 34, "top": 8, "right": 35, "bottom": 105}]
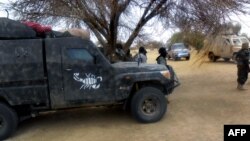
[{"left": 0, "top": 18, "right": 179, "bottom": 140}]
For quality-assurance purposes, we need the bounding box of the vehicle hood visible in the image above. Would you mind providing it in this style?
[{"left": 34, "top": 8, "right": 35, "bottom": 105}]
[{"left": 112, "top": 62, "right": 167, "bottom": 73}]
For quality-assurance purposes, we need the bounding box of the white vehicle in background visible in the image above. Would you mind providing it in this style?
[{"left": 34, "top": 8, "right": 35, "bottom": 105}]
[{"left": 207, "top": 35, "right": 249, "bottom": 62}]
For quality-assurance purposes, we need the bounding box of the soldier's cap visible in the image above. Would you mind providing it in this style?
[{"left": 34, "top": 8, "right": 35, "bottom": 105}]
[{"left": 242, "top": 42, "right": 249, "bottom": 49}]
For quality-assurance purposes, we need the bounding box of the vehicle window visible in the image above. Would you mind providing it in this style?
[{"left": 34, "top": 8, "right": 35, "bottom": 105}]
[
  {"left": 172, "top": 44, "right": 185, "bottom": 50},
  {"left": 232, "top": 39, "right": 241, "bottom": 46},
  {"left": 240, "top": 38, "right": 249, "bottom": 44},
  {"left": 66, "top": 48, "right": 94, "bottom": 62}
]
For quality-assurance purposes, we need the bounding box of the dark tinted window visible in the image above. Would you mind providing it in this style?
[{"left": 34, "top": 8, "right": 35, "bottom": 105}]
[{"left": 67, "top": 48, "right": 93, "bottom": 62}]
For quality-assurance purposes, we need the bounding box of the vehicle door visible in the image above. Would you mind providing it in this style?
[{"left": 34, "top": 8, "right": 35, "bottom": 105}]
[
  {"left": 221, "top": 38, "right": 231, "bottom": 58},
  {"left": 62, "top": 46, "right": 114, "bottom": 102}
]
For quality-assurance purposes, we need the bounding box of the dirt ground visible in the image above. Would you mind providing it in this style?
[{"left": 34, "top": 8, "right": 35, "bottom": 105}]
[{"left": 10, "top": 50, "right": 250, "bottom": 141}]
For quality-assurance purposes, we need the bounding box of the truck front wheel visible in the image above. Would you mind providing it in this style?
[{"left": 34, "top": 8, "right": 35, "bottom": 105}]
[
  {"left": 223, "top": 58, "right": 230, "bottom": 62},
  {"left": 208, "top": 52, "right": 218, "bottom": 62},
  {"left": 0, "top": 103, "right": 18, "bottom": 140},
  {"left": 131, "top": 87, "right": 167, "bottom": 123}
]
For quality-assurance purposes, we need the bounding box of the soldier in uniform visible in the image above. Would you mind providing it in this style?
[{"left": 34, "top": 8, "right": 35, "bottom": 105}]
[
  {"left": 156, "top": 47, "right": 168, "bottom": 65},
  {"left": 135, "top": 46, "right": 147, "bottom": 63},
  {"left": 115, "top": 43, "right": 126, "bottom": 61},
  {"left": 156, "top": 47, "right": 170, "bottom": 103},
  {"left": 236, "top": 42, "right": 250, "bottom": 90}
]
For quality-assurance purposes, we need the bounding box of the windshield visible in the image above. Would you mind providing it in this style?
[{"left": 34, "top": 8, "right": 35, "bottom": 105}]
[
  {"left": 232, "top": 39, "right": 241, "bottom": 46},
  {"left": 241, "top": 38, "right": 249, "bottom": 44},
  {"left": 232, "top": 37, "right": 249, "bottom": 46},
  {"left": 172, "top": 44, "right": 186, "bottom": 50}
]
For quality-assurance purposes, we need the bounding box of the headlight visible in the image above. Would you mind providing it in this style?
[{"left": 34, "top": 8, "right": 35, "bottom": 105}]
[{"left": 160, "top": 70, "right": 170, "bottom": 79}]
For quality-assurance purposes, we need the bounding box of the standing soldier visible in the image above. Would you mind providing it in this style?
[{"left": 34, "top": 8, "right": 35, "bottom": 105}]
[
  {"left": 236, "top": 42, "right": 250, "bottom": 90},
  {"left": 156, "top": 47, "right": 170, "bottom": 103},
  {"left": 156, "top": 47, "right": 168, "bottom": 65},
  {"left": 135, "top": 46, "right": 147, "bottom": 63}
]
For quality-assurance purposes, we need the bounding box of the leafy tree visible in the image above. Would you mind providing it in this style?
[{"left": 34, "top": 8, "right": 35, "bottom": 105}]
[
  {"left": 241, "top": 33, "right": 249, "bottom": 38},
  {"left": 145, "top": 41, "right": 164, "bottom": 49},
  {"left": 169, "top": 21, "right": 247, "bottom": 51},
  {"left": 167, "top": 32, "right": 184, "bottom": 45},
  {"left": 232, "top": 23, "right": 242, "bottom": 35},
  {"left": 221, "top": 22, "right": 242, "bottom": 35},
  {"left": 7, "top": 0, "right": 250, "bottom": 58},
  {"left": 168, "top": 31, "right": 205, "bottom": 50}
]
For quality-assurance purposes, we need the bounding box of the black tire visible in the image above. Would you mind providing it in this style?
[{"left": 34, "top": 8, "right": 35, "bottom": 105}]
[
  {"left": 208, "top": 53, "right": 218, "bottom": 62},
  {"left": 223, "top": 58, "right": 230, "bottom": 62},
  {"left": 130, "top": 87, "right": 167, "bottom": 123},
  {"left": 0, "top": 103, "right": 18, "bottom": 140},
  {"left": 186, "top": 56, "right": 190, "bottom": 60}
]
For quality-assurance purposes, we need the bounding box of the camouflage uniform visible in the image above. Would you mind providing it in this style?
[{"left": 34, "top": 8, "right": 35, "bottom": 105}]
[{"left": 236, "top": 43, "right": 250, "bottom": 90}]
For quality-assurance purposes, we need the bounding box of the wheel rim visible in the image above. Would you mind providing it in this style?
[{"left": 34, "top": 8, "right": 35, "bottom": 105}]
[{"left": 141, "top": 97, "right": 160, "bottom": 115}]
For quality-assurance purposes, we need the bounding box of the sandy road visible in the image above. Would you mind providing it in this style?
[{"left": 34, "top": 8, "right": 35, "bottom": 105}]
[{"left": 10, "top": 50, "right": 250, "bottom": 141}]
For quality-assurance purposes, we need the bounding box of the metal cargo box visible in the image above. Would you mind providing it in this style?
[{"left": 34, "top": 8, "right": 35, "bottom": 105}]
[{"left": 0, "top": 39, "right": 45, "bottom": 83}]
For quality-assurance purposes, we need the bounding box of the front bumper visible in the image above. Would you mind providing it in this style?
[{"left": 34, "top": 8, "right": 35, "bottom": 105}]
[
  {"left": 175, "top": 52, "right": 190, "bottom": 58},
  {"left": 165, "top": 65, "right": 180, "bottom": 94}
]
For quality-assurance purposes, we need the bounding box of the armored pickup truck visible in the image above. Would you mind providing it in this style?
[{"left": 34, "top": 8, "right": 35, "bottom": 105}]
[
  {"left": 0, "top": 18, "right": 179, "bottom": 140},
  {"left": 207, "top": 35, "right": 249, "bottom": 62}
]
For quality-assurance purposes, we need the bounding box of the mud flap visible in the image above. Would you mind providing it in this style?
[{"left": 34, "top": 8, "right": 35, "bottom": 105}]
[{"left": 166, "top": 65, "right": 180, "bottom": 93}]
